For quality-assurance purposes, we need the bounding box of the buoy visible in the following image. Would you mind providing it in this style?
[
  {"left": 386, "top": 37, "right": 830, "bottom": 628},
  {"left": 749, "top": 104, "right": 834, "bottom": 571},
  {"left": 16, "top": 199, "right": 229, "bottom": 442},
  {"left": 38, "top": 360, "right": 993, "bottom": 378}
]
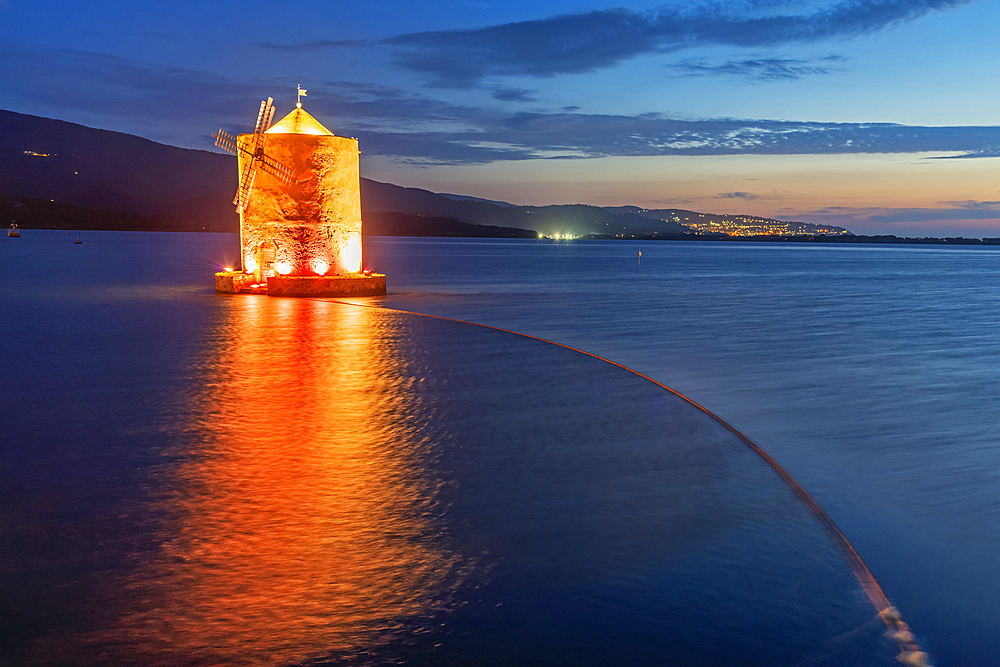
[{"left": 74, "top": 239, "right": 81, "bottom": 244}]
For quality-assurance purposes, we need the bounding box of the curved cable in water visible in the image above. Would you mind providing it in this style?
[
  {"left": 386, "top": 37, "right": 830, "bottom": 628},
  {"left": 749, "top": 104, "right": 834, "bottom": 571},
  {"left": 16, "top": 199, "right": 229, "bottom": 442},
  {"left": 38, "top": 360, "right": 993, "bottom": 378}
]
[{"left": 331, "top": 298, "right": 931, "bottom": 666}]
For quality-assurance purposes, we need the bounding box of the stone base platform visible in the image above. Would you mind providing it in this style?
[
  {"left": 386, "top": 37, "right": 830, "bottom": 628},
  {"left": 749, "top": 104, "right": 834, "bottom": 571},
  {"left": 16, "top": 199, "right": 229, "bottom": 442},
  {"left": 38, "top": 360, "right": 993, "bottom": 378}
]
[
  {"left": 215, "top": 271, "right": 386, "bottom": 297},
  {"left": 215, "top": 271, "right": 264, "bottom": 294}
]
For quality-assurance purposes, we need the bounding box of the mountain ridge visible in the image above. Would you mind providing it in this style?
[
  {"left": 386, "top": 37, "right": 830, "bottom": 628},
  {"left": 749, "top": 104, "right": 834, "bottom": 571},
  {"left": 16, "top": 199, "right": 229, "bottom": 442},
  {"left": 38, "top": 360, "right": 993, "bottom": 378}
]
[{"left": 0, "top": 109, "right": 845, "bottom": 237}]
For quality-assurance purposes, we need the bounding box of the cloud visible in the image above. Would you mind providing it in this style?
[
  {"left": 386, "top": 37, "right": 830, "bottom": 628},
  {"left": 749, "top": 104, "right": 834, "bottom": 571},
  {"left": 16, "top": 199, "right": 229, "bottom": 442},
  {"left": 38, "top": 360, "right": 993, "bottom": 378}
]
[
  {"left": 490, "top": 87, "right": 537, "bottom": 102},
  {"left": 798, "top": 204, "right": 1000, "bottom": 225},
  {"left": 718, "top": 189, "right": 791, "bottom": 200},
  {"left": 673, "top": 56, "right": 842, "bottom": 80},
  {"left": 0, "top": 48, "right": 537, "bottom": 163},
  {"left": 932, "top": 149, "right": 1000, "bottom": 159},
  {"left": 371, "top": 0, "right": 972, "bottom": 87},
  {"left": 0, "top": 48, "right": 259, "bottom": 130},
  {"left": 770, "top": 201, "right": 1000, "bottom": 236},
  {"left": 256, "top": 39, "right": 371, "bottom": 51},
  {"left": 938, "top": 200, "right": 1000, "bottom": 210},
  {"left": 436, "top": 111, "right": 1000, "bottom": 161},
  {"left": 7, "top": 46, "right": 1000, "bottom": 166}
]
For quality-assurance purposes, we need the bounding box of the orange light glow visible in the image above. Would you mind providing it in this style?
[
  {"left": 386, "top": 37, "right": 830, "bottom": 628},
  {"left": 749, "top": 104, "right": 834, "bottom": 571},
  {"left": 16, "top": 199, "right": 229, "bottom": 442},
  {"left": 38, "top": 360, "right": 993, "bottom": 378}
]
[
  {"left": 236, "top": 108, "right": 365, "bottom": 281},
  {"left": 223, "top": 267, "right": 233, "bottom": 273},
  {"left": 244, "top": 256, "right": 258, "bottom": 272},
  {"left": 88, "top": 299, "right": 463, "bottom": 664},
  {"left": 341, "top": 235, "right": 362, "bottom": 274}
]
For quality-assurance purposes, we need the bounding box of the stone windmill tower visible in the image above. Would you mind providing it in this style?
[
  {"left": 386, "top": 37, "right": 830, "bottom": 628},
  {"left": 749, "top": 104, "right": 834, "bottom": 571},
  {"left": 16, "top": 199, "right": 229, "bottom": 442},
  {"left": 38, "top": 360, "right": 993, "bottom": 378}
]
[{"left": 213, "top": 89, "right": 385, "bottom": 297}]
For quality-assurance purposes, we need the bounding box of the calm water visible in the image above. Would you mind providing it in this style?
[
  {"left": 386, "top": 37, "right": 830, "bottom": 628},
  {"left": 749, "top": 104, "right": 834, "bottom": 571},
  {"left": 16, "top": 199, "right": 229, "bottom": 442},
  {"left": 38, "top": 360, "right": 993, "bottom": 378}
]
[
  {"left": 2, "top": 231, "right": 997, "bottom": 665},
  {"left": 365, "top": 236, "right": 1000, "bottom": 666}
]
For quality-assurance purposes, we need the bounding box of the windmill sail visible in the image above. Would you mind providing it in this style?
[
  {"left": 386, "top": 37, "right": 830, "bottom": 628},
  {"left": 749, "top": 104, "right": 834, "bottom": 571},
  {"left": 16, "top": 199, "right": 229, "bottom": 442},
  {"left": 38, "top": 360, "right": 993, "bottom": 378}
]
[
  {"left": 213, "top": 129, "right": 238, "bottom": 154},
  {"left": 234, "top": 157, "right": 258, "bottom": 208},
  {"left": 213, "top": 97, "right": 295, "bottom": 211}
]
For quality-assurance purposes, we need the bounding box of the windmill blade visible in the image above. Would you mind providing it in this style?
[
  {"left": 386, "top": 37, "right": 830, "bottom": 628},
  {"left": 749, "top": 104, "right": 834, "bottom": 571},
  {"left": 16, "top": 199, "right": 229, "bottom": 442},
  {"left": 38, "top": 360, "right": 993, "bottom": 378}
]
[
  {"left": 239, "top": 170, "right": 257, "bottom": 211},
  {"left": 228, "top": 128, "right": 284, "bottom": 171},
  {"left": 253, "top": 97, "right": 275, "bottom": 135},
  {"left": 233, "top": 141, "right": 257, "bottom": 160},
  {"left": 247, "top": 100, "right": 272, "bottom": 163},
  {"left": 262, "top": 101, "right": 275, "bottom": 132},
  {"left": 234, "top": 158, "right": 258, "bottom": 211},
  {"left": 213, "top": 129, "right": 238, "bottom": 155},
  {"left": 259, "top": 153, "right": 295, "bottom": 184},
  {"left": 235, "top": 169, "right": 257, "bottom": 211},
  {"left": 228, "top": 98, "right": 292, "bottom": 210},
  {"left": 253, "top": 98, "right": 268, "bottom": 135}
]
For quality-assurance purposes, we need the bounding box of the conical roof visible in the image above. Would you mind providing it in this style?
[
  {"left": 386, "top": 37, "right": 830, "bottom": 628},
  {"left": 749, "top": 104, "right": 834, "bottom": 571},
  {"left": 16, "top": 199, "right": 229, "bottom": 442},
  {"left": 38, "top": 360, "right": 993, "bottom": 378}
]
[{"left": 266, "top": 106, "right": 334, "bottom": 136}]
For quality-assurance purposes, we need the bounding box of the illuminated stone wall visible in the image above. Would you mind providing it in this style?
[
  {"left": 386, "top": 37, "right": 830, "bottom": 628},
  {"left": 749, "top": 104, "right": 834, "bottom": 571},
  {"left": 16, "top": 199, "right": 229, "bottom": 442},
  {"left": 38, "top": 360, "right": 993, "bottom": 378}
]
[{"left": 237, "top": 109, "right": 363, "bottom": 278}]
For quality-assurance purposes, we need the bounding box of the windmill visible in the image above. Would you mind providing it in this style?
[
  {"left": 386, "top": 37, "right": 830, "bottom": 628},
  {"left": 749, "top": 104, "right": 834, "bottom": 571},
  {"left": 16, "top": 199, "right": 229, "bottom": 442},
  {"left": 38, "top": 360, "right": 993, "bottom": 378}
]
[
  {"left": 213, "top": 97, "right": 295, "bottom": 211},
  {"left": 213, "top": 91, "right": 386, "bottom": 297}
]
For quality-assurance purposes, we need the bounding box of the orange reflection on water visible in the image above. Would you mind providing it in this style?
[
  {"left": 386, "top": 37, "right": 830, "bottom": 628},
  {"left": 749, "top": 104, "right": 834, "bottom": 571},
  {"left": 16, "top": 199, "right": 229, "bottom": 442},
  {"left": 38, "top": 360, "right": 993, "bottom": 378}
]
[{"left": 111, "top": 297, "right": 463, "bottom": 666}]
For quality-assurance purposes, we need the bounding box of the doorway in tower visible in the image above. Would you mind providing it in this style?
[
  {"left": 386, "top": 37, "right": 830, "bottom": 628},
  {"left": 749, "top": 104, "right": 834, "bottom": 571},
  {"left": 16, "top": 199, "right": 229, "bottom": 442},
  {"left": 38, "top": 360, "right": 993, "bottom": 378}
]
[{"left": 258, "top": 241, "right": 276, "bottom": 279}]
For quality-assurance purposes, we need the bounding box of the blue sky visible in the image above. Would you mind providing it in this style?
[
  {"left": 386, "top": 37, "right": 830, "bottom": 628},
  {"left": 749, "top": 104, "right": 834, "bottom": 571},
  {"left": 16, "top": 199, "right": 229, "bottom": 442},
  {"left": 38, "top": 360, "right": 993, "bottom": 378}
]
[{"left": 3, "top": 0, "right": 1000, "bottom": 235}]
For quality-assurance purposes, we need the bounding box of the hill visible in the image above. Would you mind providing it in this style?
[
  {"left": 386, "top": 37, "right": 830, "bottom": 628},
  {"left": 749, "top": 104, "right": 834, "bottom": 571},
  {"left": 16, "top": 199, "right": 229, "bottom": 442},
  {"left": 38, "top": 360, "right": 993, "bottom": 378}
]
[
  {"left": 359, "top": 181, "right": 690, "bottom": 236},
  {"left": 1, "top": 110, "right": 692, "bottom": 237},
  {"left": 605, "top": 206, "right": 851, "bottom": 237},
  {"left": 364, "top": 211, "right": 537, "bottom": 238},
  {"left": 1, "top": 110, "right": 238, "bottom": 232},
  {"left": 0, "top": 194, "right": 544, "bottom": 238},
  {"left": 0, "top": 109, "right": 842, "bottom": 238}
]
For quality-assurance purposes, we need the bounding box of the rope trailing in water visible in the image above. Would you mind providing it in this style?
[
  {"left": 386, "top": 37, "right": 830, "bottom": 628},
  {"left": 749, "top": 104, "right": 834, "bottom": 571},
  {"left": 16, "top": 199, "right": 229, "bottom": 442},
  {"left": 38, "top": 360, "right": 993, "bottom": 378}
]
[{"left": 326, "top": 298, "right": 931, "bottom": 665}]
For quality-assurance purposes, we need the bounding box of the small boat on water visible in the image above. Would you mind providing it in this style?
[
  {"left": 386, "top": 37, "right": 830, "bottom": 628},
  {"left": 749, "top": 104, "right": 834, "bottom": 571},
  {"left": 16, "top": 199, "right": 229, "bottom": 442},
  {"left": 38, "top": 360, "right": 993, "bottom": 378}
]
[
  {"left": 8, "top": 223, "right": 19, "bottom": 237},
  {"left": 74, "top": 238, "right": 82, "bottom": 244}
]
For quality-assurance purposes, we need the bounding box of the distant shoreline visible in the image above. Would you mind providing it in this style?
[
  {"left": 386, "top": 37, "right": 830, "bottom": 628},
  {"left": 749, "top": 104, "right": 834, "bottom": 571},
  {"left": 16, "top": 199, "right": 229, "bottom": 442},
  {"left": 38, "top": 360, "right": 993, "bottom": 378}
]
[
  {"left": 10, "top": 225, "right": 1000, "bottom": 247},
  {"left": 581, "top": 232, "right": 1000, "bottom": 246},
  {"left": 7, "top": 192, "right": 999, "bottom": 247}
]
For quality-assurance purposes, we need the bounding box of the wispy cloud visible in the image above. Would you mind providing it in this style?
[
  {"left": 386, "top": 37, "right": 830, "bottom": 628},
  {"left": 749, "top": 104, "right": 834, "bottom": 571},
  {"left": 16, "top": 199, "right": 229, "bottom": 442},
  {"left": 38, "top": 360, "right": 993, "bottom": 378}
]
[
  {"left": 6, "top": 47, "right": 1000, "bottom": 166},
  {"left": 932, "top": 150, "right": 1000, "bottom": 159},
  {"left": 718, "top": 189, "right": 791, "bottom": 200},
  {"left": 673, "top": 56, "right": 842, "bottom": 80},
  {"left": 490, "top": 87, "right": 537, "bottom": 102},
  {"left": 938, "top": 199, "right": 1000, "bottom": 210},
  {"left": 262, "top": 0, "right": 975, "bottom": 88},
  {"left": 798, "top": 203, "right": 1000, "bottom": 225},
  {"left": 0, "top": 48, "right": 256, "bottom": 126},
  {"left": 256, "top": 39, "right": 370, "bottom": 51},
  {"left": 760, "top": 199, "right": 1000, "bottom": 235}
]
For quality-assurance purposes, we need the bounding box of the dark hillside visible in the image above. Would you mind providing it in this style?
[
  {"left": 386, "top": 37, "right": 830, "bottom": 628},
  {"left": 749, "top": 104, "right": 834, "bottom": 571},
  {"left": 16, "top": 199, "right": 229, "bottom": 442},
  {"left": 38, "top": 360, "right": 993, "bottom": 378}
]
[
  {"left": 1, "top": 110, "right": 238, "bottom": 230},
  {"left": 364, "top": 211, "right": 537, "bottom": 238},
  {"left": 1, "top": 109, "right": 698, "bottom": 237}
]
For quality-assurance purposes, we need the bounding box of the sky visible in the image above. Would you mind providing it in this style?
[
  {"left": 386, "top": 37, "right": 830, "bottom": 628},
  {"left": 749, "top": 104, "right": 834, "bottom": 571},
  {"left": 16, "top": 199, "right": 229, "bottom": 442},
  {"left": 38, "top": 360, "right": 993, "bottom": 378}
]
[{"left": 3, "top": 0, "right": 1000, "bottom": 235}]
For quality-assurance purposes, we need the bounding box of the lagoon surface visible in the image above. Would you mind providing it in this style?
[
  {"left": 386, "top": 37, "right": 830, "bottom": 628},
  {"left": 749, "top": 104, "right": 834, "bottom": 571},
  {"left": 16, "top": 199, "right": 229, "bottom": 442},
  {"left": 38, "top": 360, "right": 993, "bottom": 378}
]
[
  {"left": 3, "top": 231, "right": 999, "bottom": 665},
  {"left": 368, "top": 236, "right": 1000, "bottom": 667}
]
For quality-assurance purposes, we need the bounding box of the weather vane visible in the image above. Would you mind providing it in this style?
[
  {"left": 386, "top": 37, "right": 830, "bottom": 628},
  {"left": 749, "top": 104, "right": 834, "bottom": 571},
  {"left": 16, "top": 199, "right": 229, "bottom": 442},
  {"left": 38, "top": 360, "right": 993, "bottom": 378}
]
[{"left": 297, "top": 85, "right": 307, "bottom": 108}]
